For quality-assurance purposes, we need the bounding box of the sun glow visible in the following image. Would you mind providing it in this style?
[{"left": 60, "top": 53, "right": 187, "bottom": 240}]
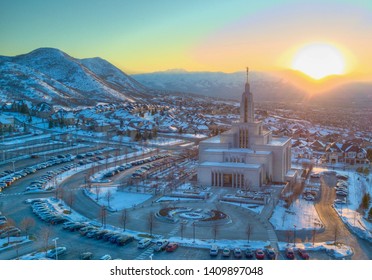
[{"left": 291, "top": 43, "right": 345, "bottom": 80}]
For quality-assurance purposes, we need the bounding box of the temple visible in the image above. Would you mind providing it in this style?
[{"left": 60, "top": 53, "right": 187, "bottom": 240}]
[{"left": 197, "top": 68, "right": 292, "bottom": 189}]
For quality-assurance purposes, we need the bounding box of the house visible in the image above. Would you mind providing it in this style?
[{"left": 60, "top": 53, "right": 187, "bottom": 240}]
[
  {"left": 51, "top": 109, "right": 75, "bottom": 126},
  {"left": 342, "top": 143, "right": 369, "bottom": 165},
  {"left": 31, "top": 102, "right": 54, "bottom": 118},
  {"left": 325, "top": 142, "right": 343, "bottom": 164},
  {"left": 0, "top": 114, "right": 14, "bottom": 130}
]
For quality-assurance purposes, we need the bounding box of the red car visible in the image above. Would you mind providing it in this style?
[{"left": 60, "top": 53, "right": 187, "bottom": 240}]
[
  {"left": 286, "top": 248, "right": 295, "bottom": 259},
  {"left": 255, "top": 249, "right": 265, "bottom": 260},
  {"left": 165, "top": 243, "right": 178, "bottom": 252},
  {"left": 298, "top": 248, "right": 310, "bottom": 260}
]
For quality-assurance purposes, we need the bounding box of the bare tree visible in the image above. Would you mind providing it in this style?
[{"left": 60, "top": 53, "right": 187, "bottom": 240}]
[
  {"left": 148, "top": 211, "right": 155, "bottom": 237},
  {"left": 246, "top": 224, "right": 254, "bottom": 244},
  {"left": 213, "top": 224, "right": 219, "bottom": 243},
  {"left": 105, "top": 189, "right": 113, "bottom": 208},
  {"left": 20, "top": 217, "right": 35, "bottom": 236},
  {"left": 99, "top": 206, "right": 107, "bottom": 228},
  {"left": 67, "top": 191, "right": 75, "bottom": 212},
  {"left": 40, "top": 226, "right": 52, "bottom": 253},
  {"left": 333, "top": 226, "right": 339, "bottom": 245},
  {"left": 180, "top": 222, "right": 185, "bottom": 240},
  {"left": 119, "top": 209, "right": 129, "bottom": 232},
  {"left": 312, "top": 228, "right": 316, "bottom": 246},
  {"left": 285, "top": 230, "right": 293, "bottom": 245},
  {"left": 55, "top": 185, "right": 64, "bottom": 200},
  {"left": 3, "top": 218, "right": 16, "bottom": 244},
  {"left": 95, "top": 185, "right": 101, "bottom": 202}
]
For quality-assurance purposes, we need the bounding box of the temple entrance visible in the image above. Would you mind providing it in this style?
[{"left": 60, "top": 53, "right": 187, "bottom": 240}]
[{"left": 223, "top": 174, "right": 232, "bottom": 187}]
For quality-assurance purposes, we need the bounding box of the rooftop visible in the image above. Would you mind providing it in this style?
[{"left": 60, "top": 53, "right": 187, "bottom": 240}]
[
  {"left": 204, "top": 148, "right": 272, "bottom": 155},
  {"left": 199, "top": 161, "right": 262, "bottom": 169}
]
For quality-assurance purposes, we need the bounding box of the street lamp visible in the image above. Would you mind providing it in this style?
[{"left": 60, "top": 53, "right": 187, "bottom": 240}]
[
  {"left": 11, "top": 161, "right": 15, "bottom": 173},
  {"left": 293, "top": 225, "right": 297, "bottom": 247},
  {"left": 52, "top": 237, "right": 59, "bottom": 260}
]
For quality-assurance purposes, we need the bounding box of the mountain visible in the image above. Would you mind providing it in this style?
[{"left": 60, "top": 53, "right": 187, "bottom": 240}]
[
  {"left": 133, "top": 70, "right": 307, "bottom": 102},
  {"left": 0, "top": 48, "right": 150, "bottom": 106}
]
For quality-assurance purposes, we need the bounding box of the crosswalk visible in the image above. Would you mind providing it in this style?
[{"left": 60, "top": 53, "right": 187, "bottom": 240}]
[
  {"left": 166, "top": 223, "right": 181, "bottom": 238},
  {"left": 135, "top": 245, "right": 154, "bottom": 260}
]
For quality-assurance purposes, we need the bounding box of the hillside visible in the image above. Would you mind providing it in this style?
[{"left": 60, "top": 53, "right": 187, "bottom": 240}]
[{"left": 0, "top": 48, "right": 150, "bottom": 106}]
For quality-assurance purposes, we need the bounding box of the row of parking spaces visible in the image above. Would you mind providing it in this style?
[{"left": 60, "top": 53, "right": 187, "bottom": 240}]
[
  {"left": 76, "top": 147, "right": 115, "bottom": 166},
  {"left": 62, "top": 221, "right": 135, "bottom": 247},
  {"left": 146, "top": 157, "right": 192, "bottom": 180},
  {"left": 130, "top": 154, "right": 174, "bottom": 179},
  {"left": 0, "top": 225, "right": 21, "bottom": 239},
  {"left": 0, "top": 154, "right": 75, "bottom": 192},
  {"left": 30, "top": 200, "right": 69, "bottom": 225},
  {"left": 26, "top": 163, "right": 77, "bottom": 192},
  {"left": 102, "top": 153, "right": 170, "bottom": 179}
]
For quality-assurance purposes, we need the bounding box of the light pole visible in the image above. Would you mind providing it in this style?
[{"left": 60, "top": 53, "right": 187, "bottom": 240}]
[
  {"left": 293, "top": 225, "right": 297, "bottom": 247},
  {"left": 11, "top": 161, "right": 15, "bottom": 173},
  {"left": 52, "top": 237, "right": 59, "bottom": 260}
]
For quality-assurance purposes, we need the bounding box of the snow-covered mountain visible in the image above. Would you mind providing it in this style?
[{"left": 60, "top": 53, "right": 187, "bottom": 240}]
[
  {"left": 133, "top": 70, "right": 307, "bottom": 102},
  {"left": 0, "top": 48, "right": 150, "bottom": 106}
]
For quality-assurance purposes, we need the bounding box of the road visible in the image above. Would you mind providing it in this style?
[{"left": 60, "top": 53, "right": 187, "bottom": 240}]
[{"left": 314, "top": 174, "right": 372, "bottom": 259}]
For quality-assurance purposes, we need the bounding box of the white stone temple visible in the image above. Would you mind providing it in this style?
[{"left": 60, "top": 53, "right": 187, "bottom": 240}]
[{"left": 197, "top": 68, "right": 292, "bottom": 189}]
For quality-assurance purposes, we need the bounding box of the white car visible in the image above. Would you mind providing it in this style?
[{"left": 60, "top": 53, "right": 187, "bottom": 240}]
[
  {"left": 334, "top": 199, "right": 347, "bottom": 205},
  {"left": 304, "top": 194, "right": 315, "bottom": 201},
  {"left": 100, "top": 254, "right": 112, "bottom": 260},
  {"left": 138, "top": 238, "right": 152, "bottom": 249},
  {"left": 46, "top": 247, "right": 67, "bottom": 259}
]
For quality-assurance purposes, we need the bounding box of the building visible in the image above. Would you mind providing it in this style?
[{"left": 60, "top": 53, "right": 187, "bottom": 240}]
[{"left": 197, "top": 68, "right": 292, "bottom": 189}]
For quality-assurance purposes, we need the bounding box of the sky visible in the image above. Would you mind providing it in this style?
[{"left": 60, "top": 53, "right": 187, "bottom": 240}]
[{"left": 0, "top": 0, "right": 371, "bottom": 79}]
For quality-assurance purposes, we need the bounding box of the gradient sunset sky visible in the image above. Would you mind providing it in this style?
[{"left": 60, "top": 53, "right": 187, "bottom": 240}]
[{"left": 1, "top": 0, "right": 371, "bottom": 79}]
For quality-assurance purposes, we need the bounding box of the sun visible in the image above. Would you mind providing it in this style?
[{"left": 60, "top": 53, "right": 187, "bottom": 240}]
[{"left": 291, "top": 43, "right": 345, "bottom": 80}]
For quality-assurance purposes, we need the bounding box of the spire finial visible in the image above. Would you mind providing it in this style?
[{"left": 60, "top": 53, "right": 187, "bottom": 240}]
[{"left": 246, "top": 67, "right": 249, "bottom": 83}]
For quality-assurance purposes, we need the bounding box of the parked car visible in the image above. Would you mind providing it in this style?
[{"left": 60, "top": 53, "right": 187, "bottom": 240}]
[
  {"left": 116, "top": 235, "right": 134, "bottom": 246},
  {"left": 298, "top": 248, "right": 310, "bottom": 260},
  {"left": 100, "top": 254, "right": 112, "bottom": 260},
  {"left": 209, "top": 245, "right": 219, "bottom": 256},
  {"left": 222, "top": 247, "right": 230, "bottom": 257},
  {"left": 245, "top": 248, "right": 254, "bottom": 258},
  {"left": 80, "top": 252, "right": 93, "bottom": 260},
  {"left": 154, "top": 239, "right": 169, "bottom": 252},
  {"left": 137, "top": 238, "right": 152, "bottom": 249},
  {"left": 233, "top": 248, "right": 243, "bottom": 259},
  {"left": 286, "top": 248, "right": 295, "bottom": 259},
  {"left": 46, "top": 247, "right": 67, "bottom": 259},
  {"left": 266, "top": 248, "right": 277, "bottom": 260},
  {"left": 255, "top": 249, "right": 265, "bottom": 260},
  {"left": 165, "top": 243, "right": 178, "bottom": 252}
]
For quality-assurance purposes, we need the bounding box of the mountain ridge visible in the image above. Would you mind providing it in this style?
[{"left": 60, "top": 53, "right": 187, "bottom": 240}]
[{"left": 0, "top": 48, "right": 150, "bottom": 106}]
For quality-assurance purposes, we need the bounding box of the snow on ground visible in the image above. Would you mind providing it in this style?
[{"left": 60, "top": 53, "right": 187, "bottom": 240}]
[
  {"left": 43, "top": 148, "right": 154, "bottom": 190},
  {"left": 221, "top": 201, "right": 264, "bottom": 214},
  {"left": 85, "top": 186, "right": 153, "bottom": 211},
  {"left": 156, "top": 196, "right": 202, "bottom": 202},
  {"left": 270, "top": 199, "right": 323, "bottom": 230},
  {"left": 25, "top": 197, "right": 89, "bottom": 224},
  {"left": 145, "top": 137, "right": 185, "bottom": 146},
  {"left": 277, "top": 241, "right": 353, "bottom": 259},
  {"left": 313, "top": 166, "right": 372, "bottom": 241},
  {"left": 169, "top": 237, "right": 269, "bottom": 250},
  {"left": 0, "top": 236, "right": 31, "bottom": 252}
]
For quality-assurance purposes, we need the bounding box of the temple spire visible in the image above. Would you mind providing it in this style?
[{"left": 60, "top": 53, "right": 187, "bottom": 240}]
[{"left": 241, "top": 67, "right": 254, "bottom": 123}]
